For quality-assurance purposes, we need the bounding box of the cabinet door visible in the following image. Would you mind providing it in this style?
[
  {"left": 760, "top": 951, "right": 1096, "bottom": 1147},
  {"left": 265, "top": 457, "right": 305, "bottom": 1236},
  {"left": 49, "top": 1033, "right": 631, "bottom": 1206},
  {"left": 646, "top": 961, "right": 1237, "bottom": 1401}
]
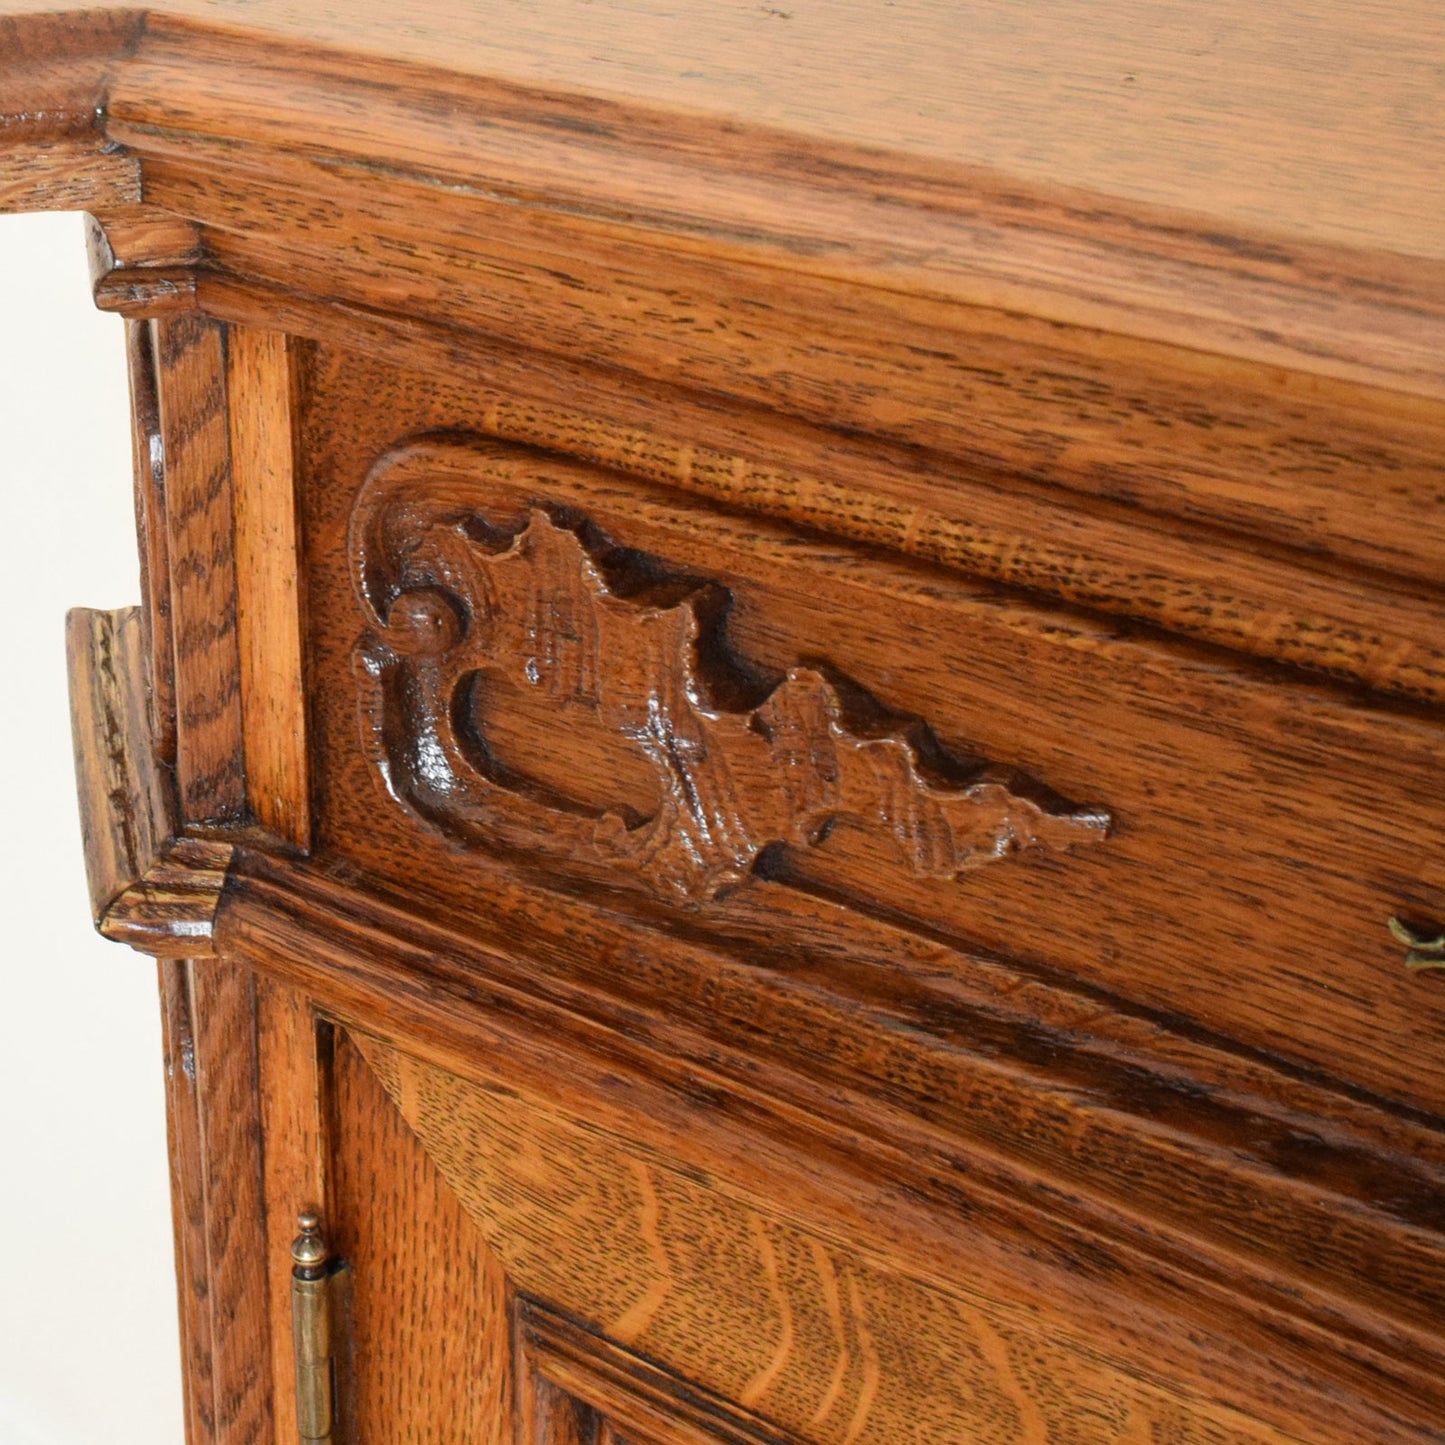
[{"left": 163, "top": 957, "right": 1341, "bottom": 1445}]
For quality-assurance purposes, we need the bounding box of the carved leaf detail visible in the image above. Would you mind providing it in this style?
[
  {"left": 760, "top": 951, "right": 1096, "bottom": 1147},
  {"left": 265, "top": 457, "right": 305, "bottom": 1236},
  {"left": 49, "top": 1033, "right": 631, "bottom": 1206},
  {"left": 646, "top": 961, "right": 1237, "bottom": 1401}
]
[{"left": 354, "top": 496, "right": 1109, "bottom": 905}]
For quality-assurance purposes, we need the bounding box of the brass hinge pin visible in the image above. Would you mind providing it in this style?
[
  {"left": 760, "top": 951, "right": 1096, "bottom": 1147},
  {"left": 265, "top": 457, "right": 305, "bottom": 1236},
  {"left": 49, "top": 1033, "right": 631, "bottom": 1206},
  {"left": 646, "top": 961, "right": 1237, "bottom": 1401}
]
[{"left": 291, "top": 1212, "right": 341, "bottom": 1444}]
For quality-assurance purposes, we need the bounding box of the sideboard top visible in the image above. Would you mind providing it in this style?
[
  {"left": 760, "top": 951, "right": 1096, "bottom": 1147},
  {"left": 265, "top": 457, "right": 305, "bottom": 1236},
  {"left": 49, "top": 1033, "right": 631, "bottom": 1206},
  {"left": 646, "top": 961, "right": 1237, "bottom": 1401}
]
[
  {"left": 4, "top": 1, "right": 1445, "bottom": 398},
  {"left": 8, "top": 0, "right": 1445, "bottom": 265}
]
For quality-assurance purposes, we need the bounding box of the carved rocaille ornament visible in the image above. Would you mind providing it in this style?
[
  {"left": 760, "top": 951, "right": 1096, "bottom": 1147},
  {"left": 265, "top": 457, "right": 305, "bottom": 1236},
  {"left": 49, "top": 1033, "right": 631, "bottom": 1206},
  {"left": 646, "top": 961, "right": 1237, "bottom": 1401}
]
[{"left": 352, "top": 448, "right": 1110, "bottom": 905}]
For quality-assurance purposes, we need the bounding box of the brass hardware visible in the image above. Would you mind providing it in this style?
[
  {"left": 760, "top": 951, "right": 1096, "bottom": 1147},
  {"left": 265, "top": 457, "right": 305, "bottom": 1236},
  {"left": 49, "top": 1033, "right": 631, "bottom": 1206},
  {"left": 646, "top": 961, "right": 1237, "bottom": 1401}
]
[
  {"left": 1388, "top": 916, "right": 1445, "bottom": 973},
  {"left": 291, "top": 1212, "right": 346, "bottom": 1444}
]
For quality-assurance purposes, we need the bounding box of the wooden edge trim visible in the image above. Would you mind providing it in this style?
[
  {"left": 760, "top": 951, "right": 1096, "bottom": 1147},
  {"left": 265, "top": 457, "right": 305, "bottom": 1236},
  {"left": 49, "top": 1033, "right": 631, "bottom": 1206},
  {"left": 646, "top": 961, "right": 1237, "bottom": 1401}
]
[
  {"left": 88, "top": 208, "right": 205, "bottom": 317},
  {"left": 66, "top": 605, "right": 234, "bottom": 955},
  {"left": 157, "top": 957, "right": 218, "bottom": 1445},
  {"left": 213, "top": 848, "right": 1445, "bottom": 1436},
  {"left": 94, "top": 261, "right": 200, "bottom": 317},
  {"left": 0, "top": 10, "right": 146, "bottom": 215},
  {"left": 521, "top": 1301, "right": 800, "bottom": 1445},
  {"left": 191, "top": 273, "right": 1445, "bottom": 709},
  {"left": 113, "top": 15, "right": 1445, "bottom": 401},
  {"left": 228, "top": 326, "right": 311, "bottom": 848}
]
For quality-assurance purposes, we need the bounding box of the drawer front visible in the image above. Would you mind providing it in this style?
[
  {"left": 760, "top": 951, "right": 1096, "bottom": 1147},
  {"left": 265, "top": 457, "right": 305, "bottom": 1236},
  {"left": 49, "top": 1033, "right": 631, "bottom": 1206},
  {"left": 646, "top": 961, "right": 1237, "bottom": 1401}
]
[{"left": 297, "top": 345, "right": 1445, "bottom": 1121}]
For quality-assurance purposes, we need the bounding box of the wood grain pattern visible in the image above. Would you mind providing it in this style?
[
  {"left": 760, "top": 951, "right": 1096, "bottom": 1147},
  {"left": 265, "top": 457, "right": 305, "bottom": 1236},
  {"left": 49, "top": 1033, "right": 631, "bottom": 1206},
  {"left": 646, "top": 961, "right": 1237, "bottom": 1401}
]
[
  {"left": 184, "top": 271, "right": 1445, "bottom": 708},
  {"left": 158, "top": 957, "right": 275, "bottom": 1445},
  {"left": 215, "top": 852, "right": 1445, "bottom": 1445},
  {"left": 188, "top": 957, "right": 275, "bottom": 1445},
  {"left": 6, "top": 3, "right": 1442, "bottom": 397},
  {"left": 126, "top": 317, "right": 179, "bottom": 767},
  {"left": 0, "top": 11, "right": 140, "bottom": 213},
  {"left": 150, "top": 153, "right": 1445, "bottom": 592},
  {"left": 354, "top": 482, "right": 1107, "bottom": 904},
  {"left": 65, "top": 605, "right": 232, "bottom": 953},
  {"left": 4, "top": 0, "right": 1444, "bottom": 270},
  {"left": 88, "top": 207, "right": 202, "bottom": 316},
  {"left": 304, "top": 412, "right": 1445, "bottom": 1118},
  {"left": 254, "top": 978, "right": 326, "bottom": 1444},
  {"left": 345, "top": 1029, "right": 1325, "bottom": 1445},
  {"left": 11, "top": 7, "right": 1445, "bottom": 1445},
  {"left": 12, "top": 13, "right": 1445, "bottom": 693},
  {"left": 523, "top": 1371, "right": 613, "bottom": 1445},
  {"left": 158, "top": 957, "right": 220, "bottom": 1445},
  {"left": 328, "top": 1026, "right": 515, "bottom": 1445},
  {"left": 522, "top": 1304, "right": 822, "bottom": 1445},
  {"left": 154, "top": 312, "right": 246, "bottom": 821},
  {"left": 229, "top": 326, "right": 309, "bottom": 848}
]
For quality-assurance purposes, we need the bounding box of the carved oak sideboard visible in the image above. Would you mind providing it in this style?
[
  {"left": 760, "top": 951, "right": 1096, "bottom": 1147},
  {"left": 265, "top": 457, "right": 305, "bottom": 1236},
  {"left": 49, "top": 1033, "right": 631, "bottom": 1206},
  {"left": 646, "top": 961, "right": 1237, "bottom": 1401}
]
[{"left": 7, "top": 4, "right": 1445, "bottom": 1443}]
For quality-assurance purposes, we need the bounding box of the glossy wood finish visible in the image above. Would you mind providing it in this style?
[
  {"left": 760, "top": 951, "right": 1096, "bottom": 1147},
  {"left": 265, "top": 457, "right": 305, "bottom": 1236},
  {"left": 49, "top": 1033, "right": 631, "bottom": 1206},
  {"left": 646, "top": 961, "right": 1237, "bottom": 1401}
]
[
  {"left": 8, "top": 2, "right": 1445, "bottom": 1443},
  {"left": 300, "top": 396, "right": 1445, "bottom": 1115}
]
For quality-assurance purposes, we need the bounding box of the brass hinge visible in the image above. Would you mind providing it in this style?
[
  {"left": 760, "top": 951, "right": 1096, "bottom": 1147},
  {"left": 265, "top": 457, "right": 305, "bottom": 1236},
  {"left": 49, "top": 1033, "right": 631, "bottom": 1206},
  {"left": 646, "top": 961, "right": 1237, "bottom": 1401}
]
[
  {"left": 1389, "top": 915, "right": 1445, "bottom": 973},
  {"left": 290, "top": 1212, "right": 349, "bottom": 1444}
]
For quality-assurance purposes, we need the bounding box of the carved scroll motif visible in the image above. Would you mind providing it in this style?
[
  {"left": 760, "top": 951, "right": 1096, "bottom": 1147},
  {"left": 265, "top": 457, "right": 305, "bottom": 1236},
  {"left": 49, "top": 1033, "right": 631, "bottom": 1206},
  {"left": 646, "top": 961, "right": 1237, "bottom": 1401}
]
[{"left": 352, "top": 467, "right": 1109, "bottom": 906}]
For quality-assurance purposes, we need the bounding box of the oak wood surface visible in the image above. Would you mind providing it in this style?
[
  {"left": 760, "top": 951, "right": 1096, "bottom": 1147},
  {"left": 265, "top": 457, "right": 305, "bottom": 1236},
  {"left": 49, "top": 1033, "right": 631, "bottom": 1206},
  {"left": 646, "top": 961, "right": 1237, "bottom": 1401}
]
[
  {"left": 5, "top": 0, "right": 1444, "bottom": 263},
  {"left": 158, "top": 956, "right": 275, "bottom": 1445},
  {"left": 158, "top": 957, "right": 220, "bottom": 1445},
  {"left": 338, "top": 1026, "right": 1346, "bottom": 1445},
  {"left": 215, "top": 851, "right": 1445, "bottom": 1445},
  {"left": 153, "top": 312, "right": 246, "bottom": 821},
  {"left": 328, "top": 1027, "right": 514, "bottom": 1445},
  {"left": 4, "top": 4, "right": 1445, "bottom": 406},
  {"left": 10, "top": 6, "right": 1445, "bottom": 706},
  {"left": 10, "top": 3, "right": 1445, "bottom": 1443},
  {"left": 254, "top": 978, "right": 326, "bottom": 1444},
  {"left": 228, "top": 325, "right": 309, "bottom": 848},
  {"left": 66, "top": 604, "right": 232, "bottom": 953},
  {"left": 190, "top": 268, "right": 1445, "bottom": 708},
  {"left": 295, "top": 356, "right": 1445, "bottom": 1119}
]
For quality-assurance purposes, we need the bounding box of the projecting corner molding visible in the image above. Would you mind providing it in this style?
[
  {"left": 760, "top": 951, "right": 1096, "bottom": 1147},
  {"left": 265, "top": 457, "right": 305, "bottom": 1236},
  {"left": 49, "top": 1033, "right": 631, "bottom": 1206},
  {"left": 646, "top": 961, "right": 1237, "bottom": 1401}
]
[{"left": 67, "top": 606, "right": 233, "bottom": 956}]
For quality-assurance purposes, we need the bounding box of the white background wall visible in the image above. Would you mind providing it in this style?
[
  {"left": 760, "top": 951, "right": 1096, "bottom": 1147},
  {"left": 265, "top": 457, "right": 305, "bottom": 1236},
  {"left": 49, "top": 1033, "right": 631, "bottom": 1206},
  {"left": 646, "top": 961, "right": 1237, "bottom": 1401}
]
[{"left": 0, "top": 211, "right": 186, "bottom": 1445}]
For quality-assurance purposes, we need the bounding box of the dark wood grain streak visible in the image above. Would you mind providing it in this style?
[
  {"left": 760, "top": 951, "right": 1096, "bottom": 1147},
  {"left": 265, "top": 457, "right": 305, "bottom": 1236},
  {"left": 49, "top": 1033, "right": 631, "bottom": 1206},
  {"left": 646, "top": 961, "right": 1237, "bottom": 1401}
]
[{"left": 524, "top": 1371, "right": 607, "bottom": 1445}]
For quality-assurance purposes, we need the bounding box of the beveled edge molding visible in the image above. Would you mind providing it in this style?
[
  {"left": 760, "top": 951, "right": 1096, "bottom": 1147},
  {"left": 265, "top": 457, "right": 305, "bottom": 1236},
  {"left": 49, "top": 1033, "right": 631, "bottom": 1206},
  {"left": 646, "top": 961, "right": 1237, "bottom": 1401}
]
[
  {"left": 86, "top": 209, "right": 203, "bottom": 318},
  {"left": 520, "top": 1299, "right": 800, "bottom": 1445},
  {"left": 350, "top": 446, "right": 1110, "bottom": 905},
  {"left": 9, "top": 6, "right": 1445, "bottom": 397},
  {"left": 116, "top": 12, "right": 1445, "bottom": 403},
  {"left": 67, "top": 606, "right": 233, "bottom": 955},
  {"left": 216, "top": 848, "right": 1445, "bottom": 1445},
  {"left": 0, "top": 11, "right": 144, "bottom": 215}
]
